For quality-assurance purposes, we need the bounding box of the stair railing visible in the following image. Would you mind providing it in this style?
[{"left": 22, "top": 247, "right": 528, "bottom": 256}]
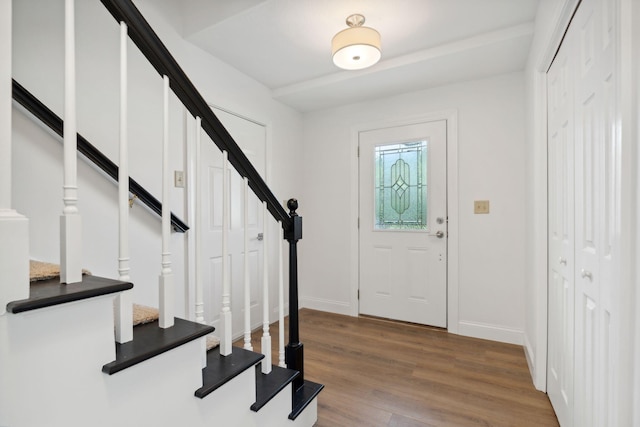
[
  {"left": 0, "top": 0, "right": 30, "bottom": 314},
  {"left": 14, "top": 0, "right": 308, "bottom": 386},
  {"left": 61, "top": 0, "right": 82, "bottom": 285},
  {"left": 115, "top": 21, "right": 132, "bottom": 342},
  {"left": 97, "top": 0, "right": 307, "bottom": 385}
]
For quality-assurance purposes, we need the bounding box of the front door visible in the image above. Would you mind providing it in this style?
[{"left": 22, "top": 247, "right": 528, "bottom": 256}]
[
  {"left": 200, "top": 108, "right": 266, "bottom": 338},
  {"left": 358, "top": 120, "right": 447, "bottom": 327}
]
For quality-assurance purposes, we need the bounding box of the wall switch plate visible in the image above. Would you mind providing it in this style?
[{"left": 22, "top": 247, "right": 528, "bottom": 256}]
[
  {"left": 474, "top": 200, "right": 490, "bottom": 214},
  {"left": 174, "top": 171, "right": 185, "bottom": 188}
]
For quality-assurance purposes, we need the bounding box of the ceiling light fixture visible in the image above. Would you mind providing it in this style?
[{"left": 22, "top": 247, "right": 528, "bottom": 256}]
[{"left": 332, "top": 14, "right": 381, "bottom": 70}]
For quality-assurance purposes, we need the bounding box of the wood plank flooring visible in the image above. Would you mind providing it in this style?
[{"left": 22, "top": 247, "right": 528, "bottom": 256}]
[{"left": 234, "top": 309, "right": 559, "bottom": 427}]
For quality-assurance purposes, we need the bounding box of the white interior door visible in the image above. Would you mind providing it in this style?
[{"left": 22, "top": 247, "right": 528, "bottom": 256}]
[
  {"left": 547, "top": 23, "right": 576, "bottom": 427},
  {"left": 358, "top": 120, "right": 447, "bottom": 327},
  {"left": 572, "top": 0, "right": 618, "bottom": 425},
  {"left": 200, "top": 108, "right": 266, "bottom": 338},
  {"left": 547, "top": 0, "right": 620, "bottom": 425}
]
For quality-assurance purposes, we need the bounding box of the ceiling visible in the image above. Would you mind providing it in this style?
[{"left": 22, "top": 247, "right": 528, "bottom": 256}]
[{"left": 179, "top": 0, "right": 540, "bottom": 112}]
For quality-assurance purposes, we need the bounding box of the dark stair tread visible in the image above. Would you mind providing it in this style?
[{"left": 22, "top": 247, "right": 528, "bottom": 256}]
[
  {"left": 289, "top": 380, "right": 325, "bottom": 420},
  {"left": 251, "top": 364, "right": 300, "bottom": 412},
  {"left": 195, "top": 346, "right": 264, "bottom": 399},
  {"left": 102, "top": 318, "right": 214, "bottom": 375},
  {"left": 7, "top": 275, "right": 133, "bottom": 314}
]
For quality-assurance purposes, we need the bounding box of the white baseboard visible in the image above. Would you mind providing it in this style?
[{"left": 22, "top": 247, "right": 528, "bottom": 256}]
[
  {"left": 300, "top": 296, "right": 352, "bottom": 316},
  {"left": 457, "top": 320, "right": 523, "bottom": 345},
  {"left": 523, "top": 332, "right": 546, "bottom": 391},
  {"left": 523, "top": 333, "right": 536, "bottom": 373}
]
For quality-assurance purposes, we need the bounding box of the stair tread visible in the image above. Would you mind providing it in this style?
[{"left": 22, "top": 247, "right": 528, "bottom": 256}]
[
  {"left": 251, "top": 364, "right": 300, "bottom": 412},
  {"left": 102, "top": 318, "right": 214, "bottom": 375},
  {"left": 289, "top": 380, "right": 324, "bottom": 420},
  {"left": 7, "top": 275, "right": 133, "bottom": 314},
  {"left": 195, "top": 346, "right": 264, "bottom": 399}
]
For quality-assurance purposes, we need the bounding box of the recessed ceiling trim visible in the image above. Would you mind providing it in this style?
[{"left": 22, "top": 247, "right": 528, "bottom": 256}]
[{"left": 272, "top": 22, "right": 534, "bottom": 99}]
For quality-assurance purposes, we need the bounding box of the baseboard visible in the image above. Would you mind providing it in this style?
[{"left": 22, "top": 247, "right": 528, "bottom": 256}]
[
  {"left": 523, "top": 333, "right": 536, "bottom": 374},
  {"left": 523, "top": 333, "right": 546, "bottom": 391},
  {"left": 300, "top": 296, "right": 352, "bottom": 316},
  {"left": 457, "top": 320, "right": 523, "bottom": 345}
]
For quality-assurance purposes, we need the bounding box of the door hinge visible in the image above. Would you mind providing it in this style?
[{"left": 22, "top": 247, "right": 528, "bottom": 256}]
[
  {"left": 357, "top": 146, "right": 360, "bottom": 157},
  {"left": 357, "top": 217, "right": 360, "bottom": 229},
  {"left": 357, "top": 290, "right": 360, "bottom": 300}
]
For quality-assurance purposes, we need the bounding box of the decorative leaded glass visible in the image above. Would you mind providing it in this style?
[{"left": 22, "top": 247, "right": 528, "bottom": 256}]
[{"left": 374, "top": 140, "right": 428, "bottom": 230}]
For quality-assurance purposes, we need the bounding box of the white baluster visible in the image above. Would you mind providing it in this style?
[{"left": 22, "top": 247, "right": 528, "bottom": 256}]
[
  {"left": 115, "top": 21, "right": 132, "bottom": 343},
  {"left": 158, "top": 75, "right": 174, "bottom": 329},
  {"left": 0, "top": 0, "right": 30, "bottom": 314},
  {"left": 278, "top": 221, "right": 285, "bottom": 367},
  {"left": 60, "top": 0, "right": 82, "bottom": 284},
  {"left": 219, "top": 150, "right": 232, "bottom": 356},
  {"left": 194, "top": 116, "right": 204, "bottom": 325},
  {"left": 261, "top": 202, "right": 272, "bottom": 374},
  {"left": 243, "top": 178, "right": 253, "bottom": 350}
]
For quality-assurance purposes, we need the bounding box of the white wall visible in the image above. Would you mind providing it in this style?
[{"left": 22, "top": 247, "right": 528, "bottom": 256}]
[
  {"left": 300, "top": 72, "right": 527, "bottom": 344},
  {"left": 11, "top": 0, "right": 303, "bottom": 320}
]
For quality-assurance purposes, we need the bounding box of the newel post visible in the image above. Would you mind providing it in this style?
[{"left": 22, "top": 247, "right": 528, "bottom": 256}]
[{"left": 285, "top": 198, "right": 304, "bottom": 390}]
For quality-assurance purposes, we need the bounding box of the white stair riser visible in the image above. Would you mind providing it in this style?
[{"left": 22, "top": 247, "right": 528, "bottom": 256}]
[
  {"left": 251, "top": 383, "right": 293, "bottom": 427},
  {"left": 0, "top": 295, "right": 117, "bottom": 427},
  {"left": 0, "top": 293, "right": 318, "bottom": 426}
]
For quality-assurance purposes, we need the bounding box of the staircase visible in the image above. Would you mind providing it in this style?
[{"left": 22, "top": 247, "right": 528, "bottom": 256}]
[
  {"left": 0, "top": 0, "right": 322, "bottom": 425},
  {"left": 1, "top": 275, "right": 317, "bottom": 426}
]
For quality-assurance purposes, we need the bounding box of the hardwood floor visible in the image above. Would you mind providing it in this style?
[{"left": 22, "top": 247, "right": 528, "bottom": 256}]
[{"left": 234, "top": 309, "right": 559, "bottom": 427}]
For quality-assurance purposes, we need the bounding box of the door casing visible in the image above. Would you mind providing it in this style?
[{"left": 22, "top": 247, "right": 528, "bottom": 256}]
[{"left": 350, "top": 110, "right": 459, "bottom": 333}]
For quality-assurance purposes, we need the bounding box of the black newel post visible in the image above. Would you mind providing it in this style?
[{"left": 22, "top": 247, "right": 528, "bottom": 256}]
[{"left": 285, "top": 198, "right": 304, "bottom": 391}]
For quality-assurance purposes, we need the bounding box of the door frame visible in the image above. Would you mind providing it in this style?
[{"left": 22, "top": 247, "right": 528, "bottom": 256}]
[
  {"left": 527, "top": 0, "right": 580, "bottom": 392},
  {"left": 349, "top": 110, "right": 459, "bottom": 333}
]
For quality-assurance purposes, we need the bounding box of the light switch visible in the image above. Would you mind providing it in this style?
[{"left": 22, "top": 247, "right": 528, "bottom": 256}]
[
  {"left": 474, "top": 200, "right": 490, "bottom": 214},
  {"left": 174, "top": 170, "right": 185, "bottom": 188}
]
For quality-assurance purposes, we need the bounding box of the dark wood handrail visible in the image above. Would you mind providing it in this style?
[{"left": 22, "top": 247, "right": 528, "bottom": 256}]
[
  {"left": 100, "top": 0, "right": 292, "bottom": 231},
  {"left": 12, "top": 78, "right": 189, "bottom": 233}
]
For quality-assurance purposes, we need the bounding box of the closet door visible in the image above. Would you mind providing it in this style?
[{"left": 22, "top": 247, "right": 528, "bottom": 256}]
[
  {"left": 573, "top": 0, "right": 619, "bottom": 425},
  {"left": 547, "top": 0, "right": 621, "bottom": 425},
  {"left": 546, "top": 22, "right": 576, "bottom": 427}
]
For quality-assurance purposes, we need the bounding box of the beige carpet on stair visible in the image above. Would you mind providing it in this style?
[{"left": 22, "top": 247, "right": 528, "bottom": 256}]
[
  {"left": 132, "top": 303, "right": 159, "bottom": 325},
  {"left": 29, "top": 260, "right": 90, "bottom": 282},
  {"left": 29, "top": 260, "right": 220, "bottom": 350}
]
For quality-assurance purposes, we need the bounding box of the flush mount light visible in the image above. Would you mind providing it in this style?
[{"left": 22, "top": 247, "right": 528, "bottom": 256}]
[{"left": 331, "top": 14, "right": 381, "bottom": 70}]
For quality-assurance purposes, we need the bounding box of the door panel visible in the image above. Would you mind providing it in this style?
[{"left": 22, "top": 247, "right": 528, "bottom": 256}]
[
  {"left": 358, "top": 120, "right": 447, "bottom": 327},
  {"left": 200, "top": 108, "right": 266, "bottom": 338},
  {"left": 547, "top": 29, "right": 575, "bottom": 426},
  {"left": 573, "top": 0, "right": 618, "bottom": 425}
]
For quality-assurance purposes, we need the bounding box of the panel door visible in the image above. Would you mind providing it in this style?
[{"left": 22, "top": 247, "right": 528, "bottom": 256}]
[
  {"left": 572, "top": 0, "right": 619, "bottom": 425},
  {"left": 547, "top": 23, "right": 576, "bottom": 427},
  {"left": 547, "top": 0, "right": 621, "bottom": 425},
  {"left": 200, "top": 108, "right": 266, "bottom": 338},
  {"left": 358, "top": 120, "right": 447, "bottom": 327}
]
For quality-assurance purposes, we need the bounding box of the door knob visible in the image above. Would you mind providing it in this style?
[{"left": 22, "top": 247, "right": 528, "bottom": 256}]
[
  {"left": 257, "top": 233, "right": 264, "bottom": 241},
  {"left": 559, "top": 257, "right": 567, "bottom": 265},
  {"left": 580, "top": 269, "right": 593, "bottom": 280},
  {"left": 435, "top": 230, "right": 444, "bottom": 239}
]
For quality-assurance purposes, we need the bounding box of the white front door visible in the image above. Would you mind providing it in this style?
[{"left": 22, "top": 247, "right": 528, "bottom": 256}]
[
  {"left": 200, "top": 108, "right": 266, "bottom": 338},
  {"left": 358, "top": 120, "right": 447, "bottom": 327}
]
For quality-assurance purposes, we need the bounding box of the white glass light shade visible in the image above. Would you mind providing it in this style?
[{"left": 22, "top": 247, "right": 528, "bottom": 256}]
[{"left": 332, "top": 26, "right": 381, "bottom": 70}]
